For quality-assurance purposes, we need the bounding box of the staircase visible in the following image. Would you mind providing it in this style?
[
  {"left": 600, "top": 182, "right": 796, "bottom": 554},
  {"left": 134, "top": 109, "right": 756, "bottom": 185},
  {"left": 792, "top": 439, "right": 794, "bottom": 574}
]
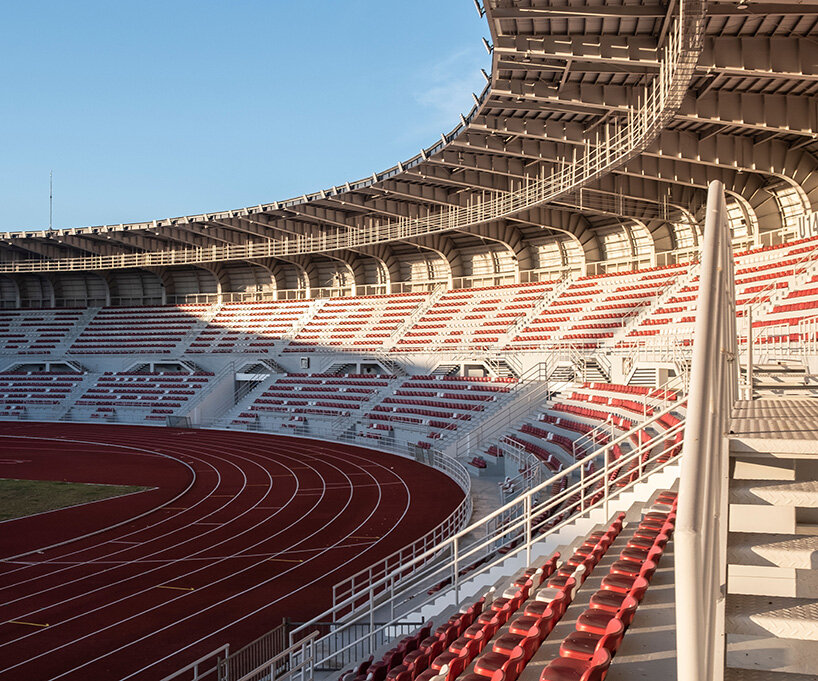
[
  {"left": 325, "top": 362, "right": 356, "bottom": 376},
  {"left": 176, "top": 302, "right": 222, "bottom": 354},
  {"left": 742, "top": 360, "right": 818, "bottom": 398},
  {"left": 383, "top": 283, "right": 447, "bottom": 351},
  {"left": 496, "top": 273, "right": 576, "bottom": 347},
  {"left": 432, "top": 363, "right": 459, "bottom": 377},
  {"left": 627, "top": 366, "right": 658, "bottom": 387},
  {"left": 578, "top": 356, "right": 608, "bottom": 383},
  {"left": 606, "top": 261, "right": 701, "bottom": 348},
  {"left": 724, "top": 399, "right": 818, "bottom": 678},
  {"left": 549, "top": 364, "right": 575, "bottom": 382},
  {"left": 54, "top": 307, "right": 99, "bottom": 355}
]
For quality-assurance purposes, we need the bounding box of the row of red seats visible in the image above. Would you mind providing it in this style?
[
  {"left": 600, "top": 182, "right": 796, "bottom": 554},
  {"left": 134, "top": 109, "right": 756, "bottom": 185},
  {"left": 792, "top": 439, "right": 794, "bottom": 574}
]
[
  {"left": 441, "top": 515, "right": 626, "bottom": 681},
  {"left": 382, "top": 398, "right": 486, "bottom": 412},
  {"left": 540, "top": 493, "right": 677, "bottom": 680}
]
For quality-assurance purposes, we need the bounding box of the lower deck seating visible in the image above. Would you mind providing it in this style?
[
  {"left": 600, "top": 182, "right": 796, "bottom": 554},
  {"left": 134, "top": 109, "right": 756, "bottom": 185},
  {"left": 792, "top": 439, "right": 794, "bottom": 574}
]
[
  {"left": 341, "top": 494, "right": 676, "bottom": 681},
  {"left": 232, "top": 373, "right": 396, "bottom": 425},
  {"left": 73, "top": 371, "right": 213, "bottom": 422},
  {"left": 539, "top": 493, "right": 677, "bottom": 680},
  {"left": 0, "top": 371, "right": 84, "bottom": 414},
  {"left": 483, "top": 384, "right": 683, "bottom": 500},
  {"left": 362, "top": 375, "right": 517, "bottom": 449}
]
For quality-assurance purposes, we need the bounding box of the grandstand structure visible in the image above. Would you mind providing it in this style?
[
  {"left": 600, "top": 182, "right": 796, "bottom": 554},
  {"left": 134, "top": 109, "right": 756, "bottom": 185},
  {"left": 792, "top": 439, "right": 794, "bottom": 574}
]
[{"left": 0, "top": 1, "right": 817, "bottom": 680}]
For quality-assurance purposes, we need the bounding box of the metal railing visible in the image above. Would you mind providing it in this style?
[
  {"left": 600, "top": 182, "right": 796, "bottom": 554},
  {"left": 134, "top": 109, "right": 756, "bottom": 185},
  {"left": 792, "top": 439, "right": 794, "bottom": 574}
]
[
  {"left": 494, "top": 438, "right": 547, "bottom": 503},
  {"left": 289, "top": 399, "right": 686, "bottom": 671},
  {"left": 675, "top": 181, "right": 737, "bottom": 681},
  {"left": 159, "top": 645, "right": 230, "bottom": 681},
  {"left": 218, "top": 622, "right": 291, "bottom": 681},
  {"left": 289, "top": 621, "right": 423, "bottom": 673},
  {"left": 606, "top": 261, "right": 701, "bottom": 348},
  {"left": 498, "top": 272, "right": 576, "bottom": 347},
  {"left": 235, "top": 631, "right": 318, "bottom": 681}
]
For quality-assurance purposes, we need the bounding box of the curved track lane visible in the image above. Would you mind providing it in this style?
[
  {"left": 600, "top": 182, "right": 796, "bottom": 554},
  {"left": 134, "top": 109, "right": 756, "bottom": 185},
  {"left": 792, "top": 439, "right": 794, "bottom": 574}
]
[{"left": 0, "top": 422, "right": 464, "bottom": 681}]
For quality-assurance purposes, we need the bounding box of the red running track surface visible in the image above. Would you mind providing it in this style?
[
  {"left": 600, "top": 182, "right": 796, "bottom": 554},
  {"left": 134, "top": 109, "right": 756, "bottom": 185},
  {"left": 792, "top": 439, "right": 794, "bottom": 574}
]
[{"left": 0, "top": 422, "right": 465, "bottom": 681}]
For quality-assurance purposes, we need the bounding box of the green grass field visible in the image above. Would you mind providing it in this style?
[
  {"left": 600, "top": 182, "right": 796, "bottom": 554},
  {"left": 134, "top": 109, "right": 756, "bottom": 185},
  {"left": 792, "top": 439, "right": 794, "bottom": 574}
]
[{"left": 0, "top": 478, "right": 148, "bottom": 521}]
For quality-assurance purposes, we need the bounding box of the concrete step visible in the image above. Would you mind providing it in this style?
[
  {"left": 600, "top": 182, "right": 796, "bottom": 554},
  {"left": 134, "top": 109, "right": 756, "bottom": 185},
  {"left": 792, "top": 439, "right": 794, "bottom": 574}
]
[
  {"left": 726, "top": 594, "right": 818, "bottom": 641},
  {"left": 728, "top": 563, "right": 818, "bottom": 598},
  {"left": 730, "top": 479, "right": 818, "bottom": 508},
  {"left": 730, "top": 479, "right": 818, "bottom": 534},
  {"left": 727, "top": 633, "right": 818, "bottom": 677},
  {"left": 731, "top": 437, "right": 818, "bottom": 459},
  {"left": 732, "top": 456, "right": 795, "bottom": 481},
  {"left": 728, "top": 533, "right": 818, "bottom": 570},
  {"left": 727, "top": 532, "right": 818, "bottom": 597}
]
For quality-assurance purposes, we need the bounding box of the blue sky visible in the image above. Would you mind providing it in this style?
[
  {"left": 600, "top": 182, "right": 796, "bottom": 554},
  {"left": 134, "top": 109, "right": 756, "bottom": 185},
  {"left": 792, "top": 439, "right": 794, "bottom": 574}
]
[{"left": 0, "top": 1, "right": 488, "bottom": 231}]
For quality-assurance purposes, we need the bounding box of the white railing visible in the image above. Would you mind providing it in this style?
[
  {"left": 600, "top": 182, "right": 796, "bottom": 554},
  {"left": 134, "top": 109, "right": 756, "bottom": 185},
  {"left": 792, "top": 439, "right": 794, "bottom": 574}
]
[
  {"left": 158, "top": 644, "right": 230, "bottom": 681},
  {"left": 675, "top": 181, "right": 737, "bottom": 681},
  {"left": 0, "top": 2, "right": 704, "bottom": 275},
  {"left": 287, "top": 400, "right": 685, "bottom": 671}
]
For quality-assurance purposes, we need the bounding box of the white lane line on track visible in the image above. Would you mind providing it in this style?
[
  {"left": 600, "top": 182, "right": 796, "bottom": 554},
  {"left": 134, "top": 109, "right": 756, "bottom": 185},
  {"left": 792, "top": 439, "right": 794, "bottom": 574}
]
[
  {"left": 74, "top": 451, "right": 407, "bottom": 681},
  {"left": 0, "top": 435, "right": 197, "bottom": 537},
  {"left": 0, "top": 429, "right": 306, "bottom": 590},
  {"left": 1, "top": 541, "right": 380, "bottom": 565},
  {"left": 24, "top": 441, "right": 409, "bottom": 681},
  {"left": 0, "top": 439, "right": 244, "bottom": 601},
  {"left": 0, "top": 442, "right": 225, "bottom": 595}
]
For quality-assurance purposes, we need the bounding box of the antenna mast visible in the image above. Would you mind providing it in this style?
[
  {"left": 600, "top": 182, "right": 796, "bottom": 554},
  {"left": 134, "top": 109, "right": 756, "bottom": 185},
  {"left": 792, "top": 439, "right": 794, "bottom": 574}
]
[{"left": 49, "top": 171, "right": 53, "bottom": 231}]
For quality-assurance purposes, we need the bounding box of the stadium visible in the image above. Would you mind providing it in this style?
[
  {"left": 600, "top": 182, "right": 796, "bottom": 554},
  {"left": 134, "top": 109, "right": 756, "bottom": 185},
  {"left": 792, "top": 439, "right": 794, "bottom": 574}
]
[{"left": 0, "top": 1, "right": 816, "bottom": 680}]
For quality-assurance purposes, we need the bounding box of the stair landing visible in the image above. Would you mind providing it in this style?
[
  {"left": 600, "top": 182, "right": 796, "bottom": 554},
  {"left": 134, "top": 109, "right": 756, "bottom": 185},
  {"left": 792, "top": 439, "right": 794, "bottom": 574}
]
[{"left": 730, "top": 399, "right": 818, "bottom": 456}]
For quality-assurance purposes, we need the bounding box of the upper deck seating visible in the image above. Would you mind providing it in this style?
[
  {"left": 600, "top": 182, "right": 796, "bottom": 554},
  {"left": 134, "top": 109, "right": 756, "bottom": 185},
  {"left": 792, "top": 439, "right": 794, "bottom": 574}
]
[
  {"left": 187, "top": 300, "right": 312, "bottom": 353},
  {"left": 620, "top": 236, "right": 818, "bottom": 346},
  {"left": 506, "top": 266, "right": 687, "bottom": 351},
  {"left": 394, "top": 282, "right": 555, "bottom": 353},
  {"left": 0, "top": 309, "right": 86, "bottom": 355},
  {"left": 285, "top": 292, "right": 429, "bottom": 353},
  {"left": 69, "top": 305, "right": 210, "bottom": 355}
]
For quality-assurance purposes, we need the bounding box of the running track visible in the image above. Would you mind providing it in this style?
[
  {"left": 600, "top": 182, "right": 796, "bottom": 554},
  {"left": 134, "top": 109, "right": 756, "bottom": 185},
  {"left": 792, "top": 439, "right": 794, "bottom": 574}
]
[{"left": 0, "top": 422, "right": 464, "bottom": 681}]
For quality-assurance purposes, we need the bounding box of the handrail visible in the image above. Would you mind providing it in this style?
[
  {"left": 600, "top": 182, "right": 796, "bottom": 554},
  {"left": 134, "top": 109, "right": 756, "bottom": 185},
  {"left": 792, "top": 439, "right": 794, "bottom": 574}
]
[
  {"left": 606, "top": 260, "right": 701, "bottom": 348},
  {"left": 159, "top": 644, "right": 230, "bottom": 681},
  {"left": 235, "top": 631, "right": 318, "bottom": 681},
  {"left": 499, "top": 272, "right": 576, "bottom": 347},
  {"left": 675, "top": 180, "right": 737, "bottom": 681},
  {"left": 447, "top": 367, "right": 552, "bottom": 458}
]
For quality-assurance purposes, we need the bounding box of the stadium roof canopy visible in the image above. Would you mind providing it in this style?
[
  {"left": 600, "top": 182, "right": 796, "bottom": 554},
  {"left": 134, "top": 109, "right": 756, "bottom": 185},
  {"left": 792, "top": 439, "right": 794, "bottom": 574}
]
[{"left": 1, "top": 0, "right": 816, "bottom": 287}]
